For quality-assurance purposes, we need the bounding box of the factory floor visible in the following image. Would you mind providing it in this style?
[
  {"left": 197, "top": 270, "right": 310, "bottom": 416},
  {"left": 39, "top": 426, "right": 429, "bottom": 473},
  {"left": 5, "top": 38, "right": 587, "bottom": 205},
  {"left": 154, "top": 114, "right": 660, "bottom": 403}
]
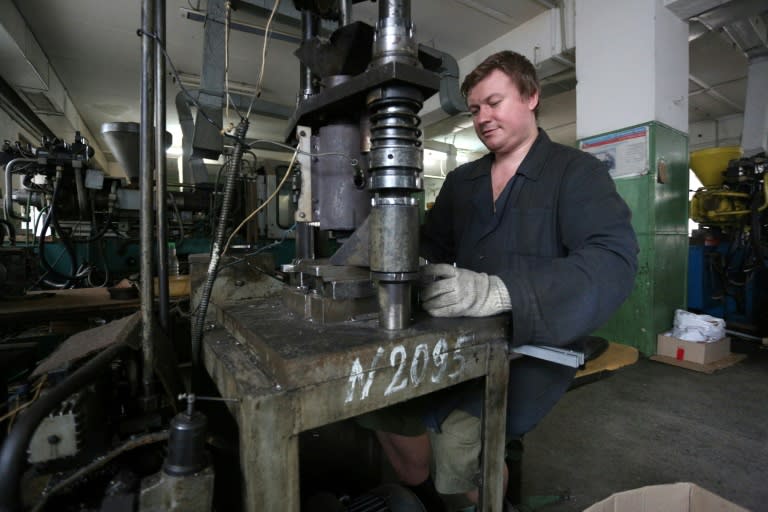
[{"left": 519, "top": 338, "right": 768, "bottom": 512}]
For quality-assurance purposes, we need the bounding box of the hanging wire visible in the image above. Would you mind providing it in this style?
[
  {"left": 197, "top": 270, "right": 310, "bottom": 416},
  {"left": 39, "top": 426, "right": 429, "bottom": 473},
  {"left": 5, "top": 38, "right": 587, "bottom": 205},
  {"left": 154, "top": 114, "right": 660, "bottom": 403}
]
[
  {"left": 222, "top": 143, "right": 299, "bottom": 256},
  {"left": 245, "top": 0, "right": 282, "bottom": 118},
  {"left": 136, "top": 29, "right": 222, "bottom": 132}
]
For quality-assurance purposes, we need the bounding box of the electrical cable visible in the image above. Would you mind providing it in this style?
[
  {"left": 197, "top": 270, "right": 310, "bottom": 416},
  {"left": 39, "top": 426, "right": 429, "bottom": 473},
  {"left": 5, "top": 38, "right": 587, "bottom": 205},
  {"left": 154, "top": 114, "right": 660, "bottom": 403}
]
[
  {"left": 245, "top": 0, "right": 282, "bottom": 118},
  {"left": 136, "top": 29, "right": 222, "bottom": 132},
  {"left": 2, "top": 376, "right": 46, "bottom": 433},
  {"left": 38, "top": 180, "right": 90, "bottom": 284},
  {"left": 168, "top": 192, "right": 185, "bottom": 245},
  {"left": 86, "top": 239, "right": 110, "bottom": 288},
  {"left": 248, "top": 139, "right": 360, "bottom": 166},
  {"left": 222, "top": 143, "right": 299, "bottom": 256},
  {"left": 31, "top": 244, "right": 70, "bottom": 290}
]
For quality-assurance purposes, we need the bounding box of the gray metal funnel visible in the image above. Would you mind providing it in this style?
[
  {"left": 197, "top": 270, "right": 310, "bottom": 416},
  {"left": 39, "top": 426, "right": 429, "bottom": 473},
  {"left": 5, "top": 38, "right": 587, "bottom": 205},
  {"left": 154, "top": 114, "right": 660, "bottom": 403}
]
[{"left": 101, "top": 122, "right": 172, "bottom": 181}]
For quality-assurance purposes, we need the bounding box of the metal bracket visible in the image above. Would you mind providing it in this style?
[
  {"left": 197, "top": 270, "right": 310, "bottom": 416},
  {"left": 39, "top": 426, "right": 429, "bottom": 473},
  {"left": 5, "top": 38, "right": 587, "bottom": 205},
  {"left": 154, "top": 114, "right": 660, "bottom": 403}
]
[
  {"left": 294, "top": 125, "right": 313, "bottom": 223},
  {"left": 511, "top": 344, "right": 585, "bottom": 368}
]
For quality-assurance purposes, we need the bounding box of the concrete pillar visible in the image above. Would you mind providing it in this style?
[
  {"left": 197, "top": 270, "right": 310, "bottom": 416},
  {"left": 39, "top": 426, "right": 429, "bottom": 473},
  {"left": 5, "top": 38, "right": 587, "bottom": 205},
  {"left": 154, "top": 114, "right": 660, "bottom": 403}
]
[{"left": 576, "top": 0, "right": 689, "bottom": 139}]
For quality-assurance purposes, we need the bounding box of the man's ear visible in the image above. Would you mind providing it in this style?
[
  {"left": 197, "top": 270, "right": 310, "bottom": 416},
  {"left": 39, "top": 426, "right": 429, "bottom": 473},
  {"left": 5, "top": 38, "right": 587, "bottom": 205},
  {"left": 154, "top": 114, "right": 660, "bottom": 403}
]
[{"left": 527, "top": 89, "right": 540, "bottom": 112}]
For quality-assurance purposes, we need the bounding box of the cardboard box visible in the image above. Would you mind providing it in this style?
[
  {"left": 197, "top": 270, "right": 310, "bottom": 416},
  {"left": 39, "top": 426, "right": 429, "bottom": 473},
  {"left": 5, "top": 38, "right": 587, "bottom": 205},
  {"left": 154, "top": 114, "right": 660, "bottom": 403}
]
[
  {"left": 583, "top": 482, "right": 748, "bottom": 512},
  {"left": 656, "top": 333, "right": 730, "bottom": 365}
]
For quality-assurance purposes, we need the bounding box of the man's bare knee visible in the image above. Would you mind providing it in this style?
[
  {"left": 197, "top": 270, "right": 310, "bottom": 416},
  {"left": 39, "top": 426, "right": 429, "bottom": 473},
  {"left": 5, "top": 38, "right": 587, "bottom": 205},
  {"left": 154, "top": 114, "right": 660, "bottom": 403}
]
[{"left": 376, "top": 431, "right": 431, "bottom": 485}]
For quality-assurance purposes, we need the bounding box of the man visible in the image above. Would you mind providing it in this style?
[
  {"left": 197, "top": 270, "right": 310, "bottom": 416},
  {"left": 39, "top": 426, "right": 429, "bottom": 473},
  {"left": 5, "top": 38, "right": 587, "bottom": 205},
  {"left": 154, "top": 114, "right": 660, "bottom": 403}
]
[{"left": 375, "top": 50, "right": 638, "bottom": 509}]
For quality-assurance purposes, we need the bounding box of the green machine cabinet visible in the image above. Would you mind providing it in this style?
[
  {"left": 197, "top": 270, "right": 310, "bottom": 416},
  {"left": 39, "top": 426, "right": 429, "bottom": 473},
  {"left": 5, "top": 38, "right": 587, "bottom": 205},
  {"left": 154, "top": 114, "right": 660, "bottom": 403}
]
[{"left": 580, "top": 122, "right": 689, "bottom": 356}]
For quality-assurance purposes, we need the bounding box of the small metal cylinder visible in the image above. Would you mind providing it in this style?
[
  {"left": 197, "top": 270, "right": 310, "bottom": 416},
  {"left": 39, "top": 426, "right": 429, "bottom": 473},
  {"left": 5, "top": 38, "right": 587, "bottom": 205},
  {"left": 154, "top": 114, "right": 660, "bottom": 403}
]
[
  {"left": 163, "top": 411, "right": 208, "bottom": 476},
  {"left": 378, "top": 281, "right": 412, "bottom": 330},
  {"left": 295, "top": 222, "right": 315, "bottom": 260}
]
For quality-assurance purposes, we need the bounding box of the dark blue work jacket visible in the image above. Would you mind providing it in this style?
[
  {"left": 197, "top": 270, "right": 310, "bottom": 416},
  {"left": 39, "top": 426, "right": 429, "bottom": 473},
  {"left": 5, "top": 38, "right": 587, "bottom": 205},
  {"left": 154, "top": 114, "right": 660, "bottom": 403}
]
[{"left": 421, "top": 129, "right": 639, "bottom": 348}]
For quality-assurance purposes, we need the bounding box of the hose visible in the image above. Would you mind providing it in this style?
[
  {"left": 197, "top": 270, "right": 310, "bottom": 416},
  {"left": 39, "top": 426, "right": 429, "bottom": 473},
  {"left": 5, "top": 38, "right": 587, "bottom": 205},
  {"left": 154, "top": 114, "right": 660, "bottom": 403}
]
[
  {"left": 3, "top": 158, "right": 37, "bottom": 221},
  {"left": 0, "top": 341, "right": 132, "bottom": 512},
  {"left": 190, "top": 119, "right": 249, "bottom": 367},
  {"left": 0, "top": 219, "right": 16, "bottom": 246},
  {"left": 38, "top": 174, "right": 88, "bottom": 284}
]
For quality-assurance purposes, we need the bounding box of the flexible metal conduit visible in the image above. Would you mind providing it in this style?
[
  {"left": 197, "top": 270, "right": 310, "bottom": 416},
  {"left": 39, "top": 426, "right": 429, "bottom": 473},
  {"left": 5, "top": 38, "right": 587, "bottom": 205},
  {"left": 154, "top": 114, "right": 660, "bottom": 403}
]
[
  {"left": 0, "top": 342, "right": 131, "bottom": 512},
  {"left": 190, "top": 119, "right": 249, "bottom": 366}
]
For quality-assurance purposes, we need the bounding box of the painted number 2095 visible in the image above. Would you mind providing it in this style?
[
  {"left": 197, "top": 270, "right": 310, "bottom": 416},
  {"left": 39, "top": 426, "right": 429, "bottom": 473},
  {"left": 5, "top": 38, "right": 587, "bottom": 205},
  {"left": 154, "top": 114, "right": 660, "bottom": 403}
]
[{"left": 345, "top": 336, "right": 472, "bottom": 404}]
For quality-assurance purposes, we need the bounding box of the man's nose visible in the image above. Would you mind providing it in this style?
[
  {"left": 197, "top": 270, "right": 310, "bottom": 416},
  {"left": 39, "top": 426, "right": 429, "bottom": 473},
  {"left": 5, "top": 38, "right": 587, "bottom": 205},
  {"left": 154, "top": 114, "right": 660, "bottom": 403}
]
[{"left": 474, "top": 106, "right": 490, "bottom": 124}]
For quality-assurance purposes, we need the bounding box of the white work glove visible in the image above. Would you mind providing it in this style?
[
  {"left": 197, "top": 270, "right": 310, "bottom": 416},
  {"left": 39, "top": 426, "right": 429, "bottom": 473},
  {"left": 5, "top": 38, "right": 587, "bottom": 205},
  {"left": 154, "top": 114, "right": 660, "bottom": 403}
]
[{"left": 420, "top": 264, "right": 512, "bottom": 317}]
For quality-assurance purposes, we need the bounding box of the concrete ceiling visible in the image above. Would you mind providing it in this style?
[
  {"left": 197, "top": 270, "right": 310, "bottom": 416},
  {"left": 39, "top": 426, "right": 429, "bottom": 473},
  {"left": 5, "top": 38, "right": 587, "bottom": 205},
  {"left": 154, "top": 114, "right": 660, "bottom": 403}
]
[{"left": 1, "top": 0, "right": 763, "bottom": 173}]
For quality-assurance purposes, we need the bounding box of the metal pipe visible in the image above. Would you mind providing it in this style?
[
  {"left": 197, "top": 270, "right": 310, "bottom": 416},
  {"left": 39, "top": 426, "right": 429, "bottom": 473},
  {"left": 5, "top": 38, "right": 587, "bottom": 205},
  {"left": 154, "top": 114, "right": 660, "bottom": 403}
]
[
  {"left": 3, "top": 158, "right": 36, "bottom": 220},
  {"left": 379, "top": 0, "right": 410, "bottom": 23},
  {"left": 140, "top": 0, "right": 156, "bottom": 399},
  {"left": 0, "top": 341, "right": 131, "bottom": 512},
  {"left": 155, "top": 0, "right": 170, "bottom": 332},
  {"left": 73, "top": 166, "right": 89, "bottom": 219},
  {"left": 299, "top": 10, "right": 319, "bottom": 100},
  {"left": 377, "top": 282, "right": 412, "bottom": 330},
  {"left": 726, "top": 329, "right": 768, "bottom": 344},
  {"left": 339, "top": 0, "right": 352, "bottom": 26}
]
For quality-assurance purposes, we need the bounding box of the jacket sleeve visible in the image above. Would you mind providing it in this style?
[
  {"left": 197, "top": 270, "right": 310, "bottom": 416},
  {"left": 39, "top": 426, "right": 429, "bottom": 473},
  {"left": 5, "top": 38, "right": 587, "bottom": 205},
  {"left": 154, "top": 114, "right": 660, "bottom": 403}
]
[
  {"left": 499, "top": 154, "right": 639, "bottom": 347},
  {"left": 420, "top": 171, "right": 457, "bottom": 264}
]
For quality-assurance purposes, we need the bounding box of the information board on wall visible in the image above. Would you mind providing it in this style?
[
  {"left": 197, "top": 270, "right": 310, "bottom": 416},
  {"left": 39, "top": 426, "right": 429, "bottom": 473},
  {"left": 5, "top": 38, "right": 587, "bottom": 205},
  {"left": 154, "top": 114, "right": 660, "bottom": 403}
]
[{"left": 579, "top": 126, "right": 649, "bottom": 179}]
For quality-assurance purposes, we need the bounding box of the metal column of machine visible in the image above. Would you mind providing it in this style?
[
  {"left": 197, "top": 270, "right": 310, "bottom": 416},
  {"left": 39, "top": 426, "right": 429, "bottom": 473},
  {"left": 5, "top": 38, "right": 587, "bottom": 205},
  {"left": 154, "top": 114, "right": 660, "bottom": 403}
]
[{"left": 368, "top": 0, "right": 422, "bottom": 330}]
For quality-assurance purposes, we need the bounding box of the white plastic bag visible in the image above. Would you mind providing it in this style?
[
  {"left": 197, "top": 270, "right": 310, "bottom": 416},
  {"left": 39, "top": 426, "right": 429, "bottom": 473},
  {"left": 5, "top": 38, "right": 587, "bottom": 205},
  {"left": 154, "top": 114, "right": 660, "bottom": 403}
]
[{"left": 672, "top": 309, "right": 725, "bottom": 342}]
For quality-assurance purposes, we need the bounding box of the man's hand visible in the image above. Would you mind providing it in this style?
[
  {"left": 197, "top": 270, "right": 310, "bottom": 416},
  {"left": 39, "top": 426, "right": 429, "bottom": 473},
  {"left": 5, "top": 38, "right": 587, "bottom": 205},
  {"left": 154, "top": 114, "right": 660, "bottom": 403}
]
[{"left": 420, "top": 264, "right": 511, "bottom": 317}]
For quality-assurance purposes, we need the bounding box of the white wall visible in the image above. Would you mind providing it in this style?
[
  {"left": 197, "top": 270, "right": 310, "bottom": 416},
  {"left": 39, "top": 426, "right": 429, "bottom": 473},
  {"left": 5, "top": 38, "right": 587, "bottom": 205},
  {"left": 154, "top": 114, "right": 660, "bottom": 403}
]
[
  {"left": 576, "top": 0, "right": 688, "bottom": 137},
  {"left": 689, "top": 114, "right": 743, "bottom": 151}
]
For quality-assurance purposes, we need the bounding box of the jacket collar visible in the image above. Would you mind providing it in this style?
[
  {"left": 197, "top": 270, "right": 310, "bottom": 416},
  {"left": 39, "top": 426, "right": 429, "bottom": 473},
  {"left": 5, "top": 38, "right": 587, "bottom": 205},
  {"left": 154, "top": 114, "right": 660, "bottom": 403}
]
[{"left": 465, "top": 128, "right": 552, "bottom": 182}]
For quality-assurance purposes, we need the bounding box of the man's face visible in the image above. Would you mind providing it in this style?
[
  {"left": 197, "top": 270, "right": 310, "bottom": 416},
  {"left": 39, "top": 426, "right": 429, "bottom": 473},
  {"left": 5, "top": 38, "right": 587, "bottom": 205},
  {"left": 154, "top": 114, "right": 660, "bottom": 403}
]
[{"left": 466, "top": 69, "right": 539, "bottom": 156}]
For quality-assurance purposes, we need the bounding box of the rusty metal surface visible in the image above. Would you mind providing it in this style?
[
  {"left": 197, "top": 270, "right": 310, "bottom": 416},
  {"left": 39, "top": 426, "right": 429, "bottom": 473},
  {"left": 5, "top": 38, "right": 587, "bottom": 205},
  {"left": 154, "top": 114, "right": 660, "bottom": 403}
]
[
  {"left": 202, "top": 296, "right": 512, "bottom": 512},
  {"left": 32, "top": 312, "right": 141, "bottom": 377},
  {"left": 214, "top": 298, "right": 507, "bottom": 389}
]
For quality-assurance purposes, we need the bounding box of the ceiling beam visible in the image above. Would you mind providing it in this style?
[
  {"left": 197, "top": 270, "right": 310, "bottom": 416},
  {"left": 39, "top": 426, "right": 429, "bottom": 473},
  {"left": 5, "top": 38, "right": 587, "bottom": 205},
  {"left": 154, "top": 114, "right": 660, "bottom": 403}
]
[{"left": 689, "top": 73, "right": 743, "bottom": 112}]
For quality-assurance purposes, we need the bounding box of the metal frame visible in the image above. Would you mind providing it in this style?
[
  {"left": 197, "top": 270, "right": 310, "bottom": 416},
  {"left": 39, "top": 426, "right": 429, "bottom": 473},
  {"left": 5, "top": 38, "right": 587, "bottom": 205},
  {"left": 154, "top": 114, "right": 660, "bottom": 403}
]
[{"left": 203, "top": 299, "right": 511, "bottom": 511}]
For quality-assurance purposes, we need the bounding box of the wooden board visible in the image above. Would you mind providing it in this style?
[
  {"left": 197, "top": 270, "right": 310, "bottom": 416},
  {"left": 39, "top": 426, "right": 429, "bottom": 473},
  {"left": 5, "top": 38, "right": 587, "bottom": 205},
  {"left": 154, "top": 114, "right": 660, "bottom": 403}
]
[
  {"left": 0, "top": 288, "right": 140, "bottom": 323},
  {"left": 576, "top": 342, "right": 639, "bottom": 378}
]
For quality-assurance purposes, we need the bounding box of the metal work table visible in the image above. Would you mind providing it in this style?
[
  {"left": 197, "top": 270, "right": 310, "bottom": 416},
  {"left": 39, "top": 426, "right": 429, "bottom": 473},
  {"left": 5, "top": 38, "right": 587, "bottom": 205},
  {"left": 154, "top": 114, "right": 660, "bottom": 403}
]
[{"left": 203, "top": 298, "right": 512, "bottom": 511}]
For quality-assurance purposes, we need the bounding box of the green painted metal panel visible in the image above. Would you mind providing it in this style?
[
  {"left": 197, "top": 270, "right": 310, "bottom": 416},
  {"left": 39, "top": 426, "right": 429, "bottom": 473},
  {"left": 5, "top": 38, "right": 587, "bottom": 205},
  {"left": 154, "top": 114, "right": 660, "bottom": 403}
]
[
  {"left": 649, "top": 123, "right": 690, "bottom": 235},
  {"left": 594, "top": 233, "right": 653, "bottom": 351},
  {"left": 587, "top": 122, "right": 689, "bottom": 355}
]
